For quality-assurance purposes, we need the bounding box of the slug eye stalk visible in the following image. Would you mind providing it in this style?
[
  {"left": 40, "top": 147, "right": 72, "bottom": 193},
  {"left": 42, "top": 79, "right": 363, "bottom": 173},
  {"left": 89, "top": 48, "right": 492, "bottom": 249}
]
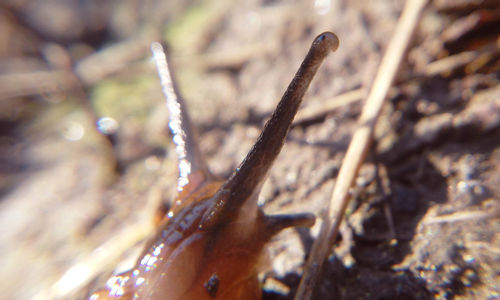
[
  {"left": 200, "top": 32, "right": 339, "bottom": 230},
  {"left": 151, "top": 42, "right": 213, "bottom": 194}
]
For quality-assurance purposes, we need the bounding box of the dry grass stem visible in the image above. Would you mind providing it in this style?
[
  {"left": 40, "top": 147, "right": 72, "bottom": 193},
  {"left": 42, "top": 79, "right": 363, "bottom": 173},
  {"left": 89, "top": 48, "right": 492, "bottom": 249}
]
[
  {"left": 295, "top": 0, "right": 429, "bottom": 298},
  {"left": 33, "top": 221, "right": 152, "bottom": 300},
  {"left": 293, "top": 88, "right": 365, "bottom": 125},
  {"left": 424, "top": 209, "right": 499, "bottom": 225},
  {"left": 36, "top": 182, "right": 165, "bottom": 300}
]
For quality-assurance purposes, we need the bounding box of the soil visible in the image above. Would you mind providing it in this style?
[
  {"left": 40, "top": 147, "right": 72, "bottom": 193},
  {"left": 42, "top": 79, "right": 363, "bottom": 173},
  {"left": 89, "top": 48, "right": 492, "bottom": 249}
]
[{"left": 0, "top": 0, "right": 498, "bottom": 299}]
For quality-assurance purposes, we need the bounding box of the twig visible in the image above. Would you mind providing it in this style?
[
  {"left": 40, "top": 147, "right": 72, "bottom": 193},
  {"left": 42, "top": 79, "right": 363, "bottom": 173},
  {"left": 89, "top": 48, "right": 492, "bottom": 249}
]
[
  {"left": 295, "top": 0, "right": 429, "bottom": 298},
  {"left": 423, "top": 208, "right": 498, "bottom": 225},
  {"left": 75, "top": 30, "right": 158, "bottom": 85},
  {"left": 0, "top": 30, "right": 157, "bottom": 101},
  {"left": 377, "top": 163, "right": 398, "bottom": 244},
  {"left": 194, "top": 41, "right": 277, "bottom": 70},
  {"left": 293, "top": 88, "right": 365, "bottom": 125},
  {"left": 34, "top": 186, "right": 164, "bottom": 300},
  {"left": 0, "top": 70, "right": 78, "bottom": 100},
  {"left": 32, "top": 221, "right": 152, "bottom": 300},
  {"left": 424, "top": 51, "right": 478, "bottom": 76}
]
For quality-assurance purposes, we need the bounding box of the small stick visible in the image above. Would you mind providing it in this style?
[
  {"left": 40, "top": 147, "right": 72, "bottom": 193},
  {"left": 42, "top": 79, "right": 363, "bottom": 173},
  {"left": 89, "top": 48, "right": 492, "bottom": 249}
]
[
  {"left": 0, "top": 70, "right": 78, "bottom": 100},
  {"left": 377, "top": 163, "right": 398, "bottom": 244},
  {"left": 423, "top": 209, "right": 498, "bottom": 225},
  {"left": 295, "top": 0, "right": 429, "bottom": 299},
  {"left": 293, "top": 88, "right": 365, "bottom": 125},
  {"left": 37, "top": 184, "right": 165, "bottom": 300},
  {"left": 0, "top": 31, "right": 157, "bottom": 101}
]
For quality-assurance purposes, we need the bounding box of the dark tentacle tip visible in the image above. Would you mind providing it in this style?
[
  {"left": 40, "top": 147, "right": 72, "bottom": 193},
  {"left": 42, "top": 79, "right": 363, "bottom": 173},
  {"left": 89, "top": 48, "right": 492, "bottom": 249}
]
[{"left": 314, "top": 32, "right": 340, "bottom": 52}]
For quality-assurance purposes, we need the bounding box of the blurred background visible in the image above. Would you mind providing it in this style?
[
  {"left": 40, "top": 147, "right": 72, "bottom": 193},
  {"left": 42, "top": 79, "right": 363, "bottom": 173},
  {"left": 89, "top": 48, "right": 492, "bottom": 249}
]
[{"left": 0, "top": 0, "right": 499, "bottom": 299}]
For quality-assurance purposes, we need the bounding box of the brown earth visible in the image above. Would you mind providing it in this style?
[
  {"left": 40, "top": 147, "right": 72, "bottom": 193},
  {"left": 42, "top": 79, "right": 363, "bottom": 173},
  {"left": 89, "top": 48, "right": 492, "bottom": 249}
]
[{"left": 0, "top": 0, "right": 498, "bottom": 299}]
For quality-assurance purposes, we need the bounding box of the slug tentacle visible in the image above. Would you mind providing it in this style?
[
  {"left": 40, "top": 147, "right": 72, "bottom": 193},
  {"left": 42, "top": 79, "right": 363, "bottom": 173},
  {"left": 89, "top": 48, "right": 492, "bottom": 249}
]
[
  {"left": 262, "top": 213, "right": 316, "bottom": 239},
  {"left": 200, "top": 32, "right": 339, "bottom": 230},
  {"left": 152, "top": 43, "right": 214, "bottom": 195}
]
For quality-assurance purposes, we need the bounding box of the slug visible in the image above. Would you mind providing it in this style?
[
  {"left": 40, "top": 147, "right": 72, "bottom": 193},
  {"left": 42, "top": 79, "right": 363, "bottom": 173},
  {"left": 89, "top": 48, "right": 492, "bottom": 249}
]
[{"left": 89, "top": 32, "right": 339, "bottom": 300}]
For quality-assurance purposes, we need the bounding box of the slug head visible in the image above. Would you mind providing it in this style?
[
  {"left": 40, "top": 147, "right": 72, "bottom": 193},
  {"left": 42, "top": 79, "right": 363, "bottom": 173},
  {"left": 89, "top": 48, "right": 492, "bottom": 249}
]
[{"left": 89, "top": 32, "right": 338, "bottom": 300}]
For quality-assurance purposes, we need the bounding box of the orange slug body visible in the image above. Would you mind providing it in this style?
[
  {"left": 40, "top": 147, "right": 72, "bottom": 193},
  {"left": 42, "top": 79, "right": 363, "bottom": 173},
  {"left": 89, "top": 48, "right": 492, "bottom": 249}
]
[{"left": 89, "top": 32, "right": 339, "bottom": 300}]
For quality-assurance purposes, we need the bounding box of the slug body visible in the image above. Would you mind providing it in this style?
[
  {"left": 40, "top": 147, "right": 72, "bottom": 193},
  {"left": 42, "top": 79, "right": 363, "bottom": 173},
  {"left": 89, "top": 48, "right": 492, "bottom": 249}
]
[{"left": 90, "top": 32, "right": 339, "bottom": 300}]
